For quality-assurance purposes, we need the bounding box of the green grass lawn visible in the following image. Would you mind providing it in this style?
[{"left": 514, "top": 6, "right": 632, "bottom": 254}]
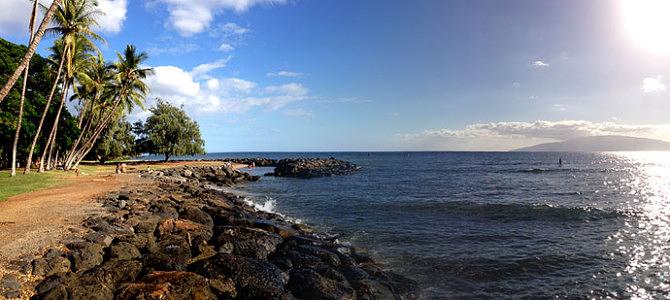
[{"left": 0, "top": 170, "right": 71, "bottom": 201}]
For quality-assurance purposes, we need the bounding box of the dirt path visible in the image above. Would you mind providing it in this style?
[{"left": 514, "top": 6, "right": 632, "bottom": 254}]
[
  {"left": 0, "top": 161, "right": 250, "bottom": 265},
  {"left": 0, "top": 173, "right": 136, "bottom": 264}
]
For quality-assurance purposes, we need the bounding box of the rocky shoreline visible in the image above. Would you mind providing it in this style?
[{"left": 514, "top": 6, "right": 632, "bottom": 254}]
[{"left": 6, "top": 165, "right": 417, "bottom": 299}]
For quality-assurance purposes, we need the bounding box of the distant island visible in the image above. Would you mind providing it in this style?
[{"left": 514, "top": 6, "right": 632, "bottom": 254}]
[{"left": 513, "top": 135, "right": 670, "bottom": 152}]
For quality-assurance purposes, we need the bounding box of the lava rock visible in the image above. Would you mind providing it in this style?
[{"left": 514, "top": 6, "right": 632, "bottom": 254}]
[{"left": 190, "top": 253, "right": 289, "bottom": 299}]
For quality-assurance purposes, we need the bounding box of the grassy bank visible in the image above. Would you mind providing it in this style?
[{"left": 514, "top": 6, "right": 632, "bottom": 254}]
[{"left": 0, "top": 170, "right": 71, "bottom": 201}]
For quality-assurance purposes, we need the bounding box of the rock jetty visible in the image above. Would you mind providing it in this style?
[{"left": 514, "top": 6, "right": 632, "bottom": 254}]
[
  {"left": 265, "top": 158, "right": 360, "bottom": 178},
  {"left": 24, "top": 165, "right": 416, "bottom": 299}
]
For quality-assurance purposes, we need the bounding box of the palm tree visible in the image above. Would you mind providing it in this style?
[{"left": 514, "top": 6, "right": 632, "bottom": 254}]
[
  {"left": 66, "top": 45, "right": 152, "bottom": 170},
  {"left": 0, "top": 0, "right": 63, "bottom": 104},
  {"left": 62, "top": 54, "right": 112, "bottom": 166},
  {"left": 10, "top": 0, "right": 39, "bottom": 176},
  {"left": 23, "top": 46, "right": 67, "bottom": 173},
  {"left": 38, "top": 38, "right": 95, "bottom": 172},
  {"left": 37, "top": 0, "right": 102, "bottom": 172}
]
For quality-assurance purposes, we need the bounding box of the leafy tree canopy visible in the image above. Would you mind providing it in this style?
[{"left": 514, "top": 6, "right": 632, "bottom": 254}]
[{"left": 135, "top": 99, "right": 205, "bottom": 161}]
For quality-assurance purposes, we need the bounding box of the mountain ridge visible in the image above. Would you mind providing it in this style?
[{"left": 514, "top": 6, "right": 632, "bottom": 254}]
[{"left": 513, "top": 135, "right": 670, "bottom": 152}]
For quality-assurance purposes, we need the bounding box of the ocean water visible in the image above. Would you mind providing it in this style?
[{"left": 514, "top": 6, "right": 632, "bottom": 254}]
[{"left": 164, "top": 151, "right": 670, "bottom": 298}]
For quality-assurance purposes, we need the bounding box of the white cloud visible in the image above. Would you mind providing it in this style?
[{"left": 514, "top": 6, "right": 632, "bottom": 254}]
[
  {"left": 642, "top": 76, "right": 666, "bottom": 93},
  {"left": 220, "top": 78, "right": 257, "bottom": 94},
  {"left": 512, "top": 82, "right": 521, "bottom": 88},
  {"left": 156, "top": 0, "right": 285, "bottom": 36},
  {"left": 267, "top": 71, "right": 303, "bottom": 77},
  {"left": 0, "top": 0, "right": 127, "bottom": 36},
  {"left": 552, "top": 104, "right": 567, "bottom": 111},
  {"left": 205, "top": 78, "right": 220, "bottom": 90},
  {"left": 96, "top": 0, "right": 127, "bottom": 33},
  {"left": 400, "top": 120, "right": 670, "bottom": 150},
  {"left": 191, "top": 57, "right": 231, "bottom": 77},
  {"left": 140, "top": 59, "right": 310, "bottom": 117},
  {"left": 218, "top": 43, "right": 235, "bottom": 52},
  {"left": 532, "top": 60, "right": 550, "bottom": 68},
  {"left": 218, "top": 22, "right": 250, "bottom": 36},
  {"left": 283, "top": 108, "right": 314, "bottom": 118},
  {"left": 147, "top": 42, "right": 199, "bottom": 56},
  {"left": 146, "top": 66, "right": 201, "bottom": 99},
  {"left": 405, "top": 120, "right": 670, "bottom": 141}
]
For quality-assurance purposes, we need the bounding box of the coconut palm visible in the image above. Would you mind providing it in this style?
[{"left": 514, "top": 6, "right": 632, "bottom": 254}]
[
  {"left": 38, "top": 38, "right": 95, "bottom": 172},
  {"left": 62, "top": 54, "right": 112, "bottom": 166},
  {"left": 10, "top": 0, "right": 39, "bottom": 177},
  {"left": 65, "top": 45, "right": 152, "bottom": 170},
  {"left": 0, "top": 0, "right": 63, "bottom": 104},
  {"left": 37, "top": 0, "right": 103, "bottom": 172}
]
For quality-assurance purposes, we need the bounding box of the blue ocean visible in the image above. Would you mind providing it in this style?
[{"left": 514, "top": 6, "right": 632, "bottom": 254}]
[{"left": 156, "top": 152, "right": 670, "bottom": 298}]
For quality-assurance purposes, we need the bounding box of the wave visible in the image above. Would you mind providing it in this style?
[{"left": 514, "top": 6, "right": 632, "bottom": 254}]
[{"left": 374, "top": 201, "right": 629, "bottom": 222}]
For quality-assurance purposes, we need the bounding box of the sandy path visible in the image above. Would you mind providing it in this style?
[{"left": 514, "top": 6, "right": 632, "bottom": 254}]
[{"left": 0, "top": 174, "right": 135, "bottom": 263}]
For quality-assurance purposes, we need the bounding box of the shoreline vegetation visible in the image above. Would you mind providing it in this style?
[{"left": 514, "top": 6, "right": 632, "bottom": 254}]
[{"left": 0, "top": 160, "right": 417, "bottom": 299}]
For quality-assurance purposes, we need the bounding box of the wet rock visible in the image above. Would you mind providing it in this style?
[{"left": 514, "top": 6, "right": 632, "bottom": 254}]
[
  {"left": 190, "top": 253, "right": 289, "bottom": 299},
  {"left": 117, "top": 271, "right": 216, "bottom": 300},
  {"left": 109, "top": 242, "right": 141, "bottom": 260},
  {"left": 67, "top": 241, "right": 104, "bottom": 273},
  {"left": 213, "top": 226, "right": 283, "bottom": 259},
  {"left": 288, "top": 268, "right": 355, "bottom": 300}
]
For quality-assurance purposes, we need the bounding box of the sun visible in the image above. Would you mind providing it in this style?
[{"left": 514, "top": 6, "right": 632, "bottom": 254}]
[{"left": 621, "top": 0, "right": 670, "bottom": 54}]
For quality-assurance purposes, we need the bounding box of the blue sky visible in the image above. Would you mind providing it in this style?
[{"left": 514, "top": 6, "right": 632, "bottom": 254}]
[{"left": 2, "top": 0, "right": 670, "bottom": 151}]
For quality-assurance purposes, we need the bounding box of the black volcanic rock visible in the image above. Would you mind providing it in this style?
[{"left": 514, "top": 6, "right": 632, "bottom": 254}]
[
  {"left": 267, "top": 158, "right": 360, "bottom": 178},
  {"left": 30, "top": 166, "right": 417, "bottom": 300}
]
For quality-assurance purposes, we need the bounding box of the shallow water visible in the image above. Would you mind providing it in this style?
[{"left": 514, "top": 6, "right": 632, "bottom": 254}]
[{"left": 158, "top": 151, "right": 670, "bottom": 298}]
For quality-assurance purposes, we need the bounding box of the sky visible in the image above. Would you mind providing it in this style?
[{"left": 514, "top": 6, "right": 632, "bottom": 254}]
[{"left": 2, "top": 0, "right": 670, "bottom": 151}]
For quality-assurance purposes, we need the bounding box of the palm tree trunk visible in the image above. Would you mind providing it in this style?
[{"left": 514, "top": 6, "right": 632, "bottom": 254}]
[
  {"left": 24, "top": 48, "right": 67, "bottom": 174},
  {"left": 0, "top": 0, "right": 62, "bottom": 104},
  {"left": 39, "top": 78, "right": 69, "bottom": 172},
  {"left": 64, "top": 101, "right": 95, "bottom": 168},
  {"left": 11, "top": 0, "right": 39, "bottom": 176},
  {"left": 69, "top": 94, "right": 125, "bottom": 170},
  {"left": 10, "top": 62, "right": 30, "bottom": 176}
]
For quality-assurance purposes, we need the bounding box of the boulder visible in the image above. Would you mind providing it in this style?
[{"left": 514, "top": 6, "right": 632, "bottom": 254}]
[
  {"left": 0, "top": 274, "right": 21, "bottom": 299},
  {"left": 212, "top": 226, "right": 283, "bottom": 259},
  {"left": 109, "top": 242, "right": 141, "bottom": 260},
  {"left": 288, "top": 268, "right": 355, "bottom": 300},
  {"left": 66, "top": 241, "right": 104, "bottom": 273},
  {"left": 33, "top": 249, "right": 71, "bottom": 277},
  {"left": 190, "top": 253, "right": 289, "bottom": 299},
  {"left": 117, "top": 271, "right": 216, "bottom": 300}
]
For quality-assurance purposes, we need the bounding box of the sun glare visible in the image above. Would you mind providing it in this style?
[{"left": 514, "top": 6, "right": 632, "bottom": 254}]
[{"left": 621, "top": 0, "right": 670, "bottom": 54}]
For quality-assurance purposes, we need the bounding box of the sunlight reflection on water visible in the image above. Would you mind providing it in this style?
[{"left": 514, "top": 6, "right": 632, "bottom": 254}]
[{"left": 601, "top": 152, "right": 670, "bottom": 299}]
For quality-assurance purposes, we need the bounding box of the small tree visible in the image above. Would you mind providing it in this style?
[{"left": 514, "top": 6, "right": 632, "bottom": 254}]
[{"left": 138, "top": 99, "right": 205, "bottom": 161}]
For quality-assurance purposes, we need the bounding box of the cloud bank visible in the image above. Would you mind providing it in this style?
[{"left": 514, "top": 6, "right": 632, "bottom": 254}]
[
  {"left": 400, "top": 120, "right": 670, "bottom": 151},
  {"left": 140, "top": 58, "right": 309, "bottom": 118}
]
